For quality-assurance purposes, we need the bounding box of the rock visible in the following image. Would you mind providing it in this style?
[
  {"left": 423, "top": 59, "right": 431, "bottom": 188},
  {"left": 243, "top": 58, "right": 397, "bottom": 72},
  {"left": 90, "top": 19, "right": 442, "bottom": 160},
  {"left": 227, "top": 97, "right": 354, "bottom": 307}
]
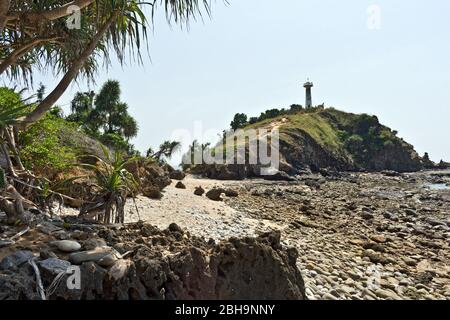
[
  {"left": 168, "top": 223, "right": 183, "bottom": 234},
  {"left": 375, "top": 288, "right": 402, "bottom": 300},
  {"left": 42, "top": 229, "right": 306, "bottom": 300},
  {"left": 370, "top": 235, "right": 387, "bottom": 243},
  {"left": 363, "top": 249, "right": 389, "bottom": 265},
  {"left": 424, "top": 218, "right": 447, "bottom": 227},
  {"left": 82, "top": 238, "right": 107, "bottom": 250},
  {"left": 404, "top": 209, "right": 417, "bottom": 217},
  {"left": 69, "top": 247, "right": 114, "bottom": 265},
  {"left": 38, "top": 258, "right": 71, "bottom": 276},
  {"left": 108, "top": 259, "right": 133, "bottom": 281},
  {"left": 37, "top": 222, "right": 62, "bottom": 235},
  {"left": 402, "top": 257, "right": 417, "bottom": 267},
  {"left": 175, "top": 181, "right": 186, "bottom": 189},
  {"left": 40, "top": 249, "right": 58, "bottom": 260},
  {"left": 263, "top": 171, "right": 296, "bottom": 182},
  {"left": 224, "top": 189, "right": 239, "bottom": 197},
  {"left": 194, "top": 186, "right": 205, "bottom": 196},
  {"left": 53, "top": 240, "right": 81, "bottom": 253},
  {"left": 142, "top": 186, "right": 163, "bottom": 199},
  {"left": 322, "top": 292, "right": 339, "bottom": 300},
  {"left": 363, "top": 242, "right": 385, "bottom": 253},
  {"left": 206, "top": 188, "right": 225, "bottom": 201},
  {"left": 97, "top": 254, "right": 118, "bottom": 268},
  {"left": 169, "top": 170, "right": 186, "bottom": 181},
  {"left": 0, "top": 250, "right": 34, "bottom": 271},
  {"left": 361, "top": 212, "right": 374, "bottom": 220}
]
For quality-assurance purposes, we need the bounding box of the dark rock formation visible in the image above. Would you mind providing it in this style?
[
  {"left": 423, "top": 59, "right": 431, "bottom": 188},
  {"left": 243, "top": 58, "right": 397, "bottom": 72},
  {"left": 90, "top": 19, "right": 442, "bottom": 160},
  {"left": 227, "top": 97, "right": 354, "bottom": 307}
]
[
  {"left": 169, "top": 170, "right": 186, "bottom": 181},
  {"left": 175, "top": 181, "right": 186, "bottom": 189},
  {"left": 0, "top": 224, "right": 306, "bottom": 300},
  {"left": 194, "top": 186, "right": 205, "bottom": 196}
]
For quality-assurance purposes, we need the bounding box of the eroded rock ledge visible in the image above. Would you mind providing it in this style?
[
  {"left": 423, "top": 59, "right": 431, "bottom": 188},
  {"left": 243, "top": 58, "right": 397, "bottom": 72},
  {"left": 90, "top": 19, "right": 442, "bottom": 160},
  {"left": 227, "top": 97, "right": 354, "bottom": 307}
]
[{"left": 0, "top": 223, "right": 305, "bottom": 300}]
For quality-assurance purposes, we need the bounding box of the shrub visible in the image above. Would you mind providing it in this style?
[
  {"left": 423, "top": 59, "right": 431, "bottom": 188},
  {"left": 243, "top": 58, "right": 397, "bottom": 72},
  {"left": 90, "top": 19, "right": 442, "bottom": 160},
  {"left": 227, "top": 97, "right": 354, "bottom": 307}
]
[{"left": 19, "top": 115, "right": 77, "bottom": 176}]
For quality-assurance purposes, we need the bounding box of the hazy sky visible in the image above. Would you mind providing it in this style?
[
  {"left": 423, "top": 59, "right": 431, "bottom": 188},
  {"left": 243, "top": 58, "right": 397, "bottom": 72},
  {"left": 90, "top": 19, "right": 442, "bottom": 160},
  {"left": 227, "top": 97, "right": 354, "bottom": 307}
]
[{"left": 32, "top": 0, "right": 450, "bottom": 165}]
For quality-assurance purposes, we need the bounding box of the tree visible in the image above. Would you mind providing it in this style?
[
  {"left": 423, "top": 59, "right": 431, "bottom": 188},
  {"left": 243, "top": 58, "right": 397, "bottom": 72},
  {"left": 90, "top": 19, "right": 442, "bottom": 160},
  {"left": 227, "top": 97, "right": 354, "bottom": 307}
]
[
  {"left": 248, "top": 117, "right": 259, "bottom": 124},
  {"left": 1, "top": 0, "right": 212, "bottom": 127},
  {"left": 149, "top": 140, "right": 181, "bottom": 162},
  {"left": 289, "top": 104, "right": 303, "bottom": 113},
  {"left": 88, "top": 80, "right": 138, "bottom": 139},
  {"left": 66, "top": 91, "right": 96, "bottom": 125},
  {"left": 230, "top": 113, "right": 248, "bottom": 130},
  {"left": 66, "top": 80, "right": 138, "bottom": 153},
  {"left": 36, "top": 83, "right": 46, "bottom": 103}
]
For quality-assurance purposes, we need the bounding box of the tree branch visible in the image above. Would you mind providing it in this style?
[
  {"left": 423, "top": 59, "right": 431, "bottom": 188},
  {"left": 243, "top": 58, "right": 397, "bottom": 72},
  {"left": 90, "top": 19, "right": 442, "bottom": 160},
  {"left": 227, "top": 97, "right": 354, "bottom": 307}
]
[
  {"left": 8, "top": 0, "right": 94, "bottom": 24},
  {"left": 0, "top": 37, "right": 58, "bottom": 75}
]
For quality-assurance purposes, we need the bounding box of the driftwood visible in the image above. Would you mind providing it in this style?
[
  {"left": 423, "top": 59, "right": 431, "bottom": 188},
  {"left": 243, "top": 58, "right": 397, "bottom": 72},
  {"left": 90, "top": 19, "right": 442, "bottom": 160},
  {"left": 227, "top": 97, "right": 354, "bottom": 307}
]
[
  {"left": 0, "top": 185, "right": 26, "bottom": 224},
  {"left": 28, "top": 258, "right": 46, "bottom": 300}
]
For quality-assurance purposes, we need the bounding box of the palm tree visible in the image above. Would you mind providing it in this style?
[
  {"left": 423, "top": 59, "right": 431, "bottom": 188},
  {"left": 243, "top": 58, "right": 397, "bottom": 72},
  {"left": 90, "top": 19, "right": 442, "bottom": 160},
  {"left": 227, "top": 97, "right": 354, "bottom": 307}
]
[
  {"left": 79, "top": 146, "right": 139, "bottom": 224},
  {"left": 152, "top": 140, "right": 181, "bottom": 162}
]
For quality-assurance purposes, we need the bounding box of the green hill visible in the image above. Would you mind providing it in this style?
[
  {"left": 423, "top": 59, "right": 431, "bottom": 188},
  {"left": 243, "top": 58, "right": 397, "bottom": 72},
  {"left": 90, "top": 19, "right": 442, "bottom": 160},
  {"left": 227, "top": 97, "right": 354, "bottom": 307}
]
[
  {"left": 251, "top": 107, "right": 422, "bottom": 172},
  {"left": 191, "top": 107, "right": 424, "bottom": 179}
]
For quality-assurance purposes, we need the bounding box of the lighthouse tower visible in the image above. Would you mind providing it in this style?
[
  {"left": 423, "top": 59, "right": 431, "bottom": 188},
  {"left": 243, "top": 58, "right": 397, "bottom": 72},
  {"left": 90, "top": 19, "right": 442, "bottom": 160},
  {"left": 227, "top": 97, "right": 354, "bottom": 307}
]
[{"left": 303, "top": 80, "right": 314, "bottom": 109}]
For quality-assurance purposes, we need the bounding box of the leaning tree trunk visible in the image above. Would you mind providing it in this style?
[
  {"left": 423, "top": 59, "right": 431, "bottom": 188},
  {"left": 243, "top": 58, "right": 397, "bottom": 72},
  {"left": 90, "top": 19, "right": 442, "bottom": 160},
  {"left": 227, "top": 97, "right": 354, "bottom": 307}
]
[
  {"left": 0, "top": 0, "right": 10, "bottom": 32},
  {"left": 19, "top": 11, "right": 120, "bottom": 127}
]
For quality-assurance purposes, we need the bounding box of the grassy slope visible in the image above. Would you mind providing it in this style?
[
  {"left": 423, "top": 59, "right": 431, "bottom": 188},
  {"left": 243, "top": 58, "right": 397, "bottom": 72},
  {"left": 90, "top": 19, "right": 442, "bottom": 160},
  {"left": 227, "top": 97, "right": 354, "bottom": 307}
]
[{"left": 241, "top": 107, "right": 404, "bottom": 165}]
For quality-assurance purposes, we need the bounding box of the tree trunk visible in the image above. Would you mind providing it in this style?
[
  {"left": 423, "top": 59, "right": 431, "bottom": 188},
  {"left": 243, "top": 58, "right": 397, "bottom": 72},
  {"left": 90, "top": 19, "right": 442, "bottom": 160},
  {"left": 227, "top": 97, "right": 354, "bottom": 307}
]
[
  {"left": 8, "top": 0, "right": 94, "bottom": 24},
  {"left": 20, "top": 11, "right": 120, "bottom": 127},
  {"left": 0, "top": 0, "right": 10, "bottom": 31}
]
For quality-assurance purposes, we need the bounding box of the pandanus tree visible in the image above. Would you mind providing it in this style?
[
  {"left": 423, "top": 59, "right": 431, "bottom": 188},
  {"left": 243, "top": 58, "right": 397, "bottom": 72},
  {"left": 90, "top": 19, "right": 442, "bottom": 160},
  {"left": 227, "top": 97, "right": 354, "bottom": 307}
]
[
  {"left": 0, "top": 0, "right": 213, "bottom": 224},
  {"left": 0, "top": 0, "right": 212, "bottom": 126}
]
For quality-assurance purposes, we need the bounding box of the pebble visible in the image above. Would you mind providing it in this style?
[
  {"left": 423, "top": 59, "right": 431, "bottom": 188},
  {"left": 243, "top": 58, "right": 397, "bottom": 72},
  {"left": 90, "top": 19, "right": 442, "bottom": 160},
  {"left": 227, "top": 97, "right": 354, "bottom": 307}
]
[
  {"left": 375, "top": 288, "right": 402, "bottom": 300},
  {"left": 53, "top": 240, "right": 81, "bottom": 253}
]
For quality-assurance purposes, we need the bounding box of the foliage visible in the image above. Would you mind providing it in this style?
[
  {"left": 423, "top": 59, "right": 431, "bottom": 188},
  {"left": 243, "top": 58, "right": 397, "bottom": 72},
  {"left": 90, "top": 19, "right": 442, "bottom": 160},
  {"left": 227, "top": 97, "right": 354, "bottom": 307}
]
[
  {"left": 19, "top": 115, "right": 78, "bottom": 176},
  {"left": 148, "top": 140, "right": 181, "bottom": 162},
  {"left": 66, "top": 80, "right": 138, "bottom": 154},
  {"left": 0, "top": 167, "right": 5, "bottom": 189},
  {"left": 80, "top": 146, "right": 139, "bottom": 224},
  {"left": 0, "top": 87, "right": 31, "bottom": 127},
  {"left": 230, "top": 113, "right": 248, "bottom": 130}
]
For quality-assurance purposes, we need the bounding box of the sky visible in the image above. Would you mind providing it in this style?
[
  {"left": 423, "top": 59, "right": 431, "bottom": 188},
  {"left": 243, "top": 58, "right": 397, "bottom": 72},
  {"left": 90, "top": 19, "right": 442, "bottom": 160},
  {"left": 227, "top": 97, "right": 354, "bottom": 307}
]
[{"left": 29, "top": 0, "right": 450, "bottom": 166}]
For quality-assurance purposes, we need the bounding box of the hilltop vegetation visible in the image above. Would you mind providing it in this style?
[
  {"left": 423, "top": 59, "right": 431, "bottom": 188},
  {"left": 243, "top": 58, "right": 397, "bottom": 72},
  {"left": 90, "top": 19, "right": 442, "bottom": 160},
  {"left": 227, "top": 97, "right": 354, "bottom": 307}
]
[{"left": 275, "top": 107, "right": 422, "bottom": 172}]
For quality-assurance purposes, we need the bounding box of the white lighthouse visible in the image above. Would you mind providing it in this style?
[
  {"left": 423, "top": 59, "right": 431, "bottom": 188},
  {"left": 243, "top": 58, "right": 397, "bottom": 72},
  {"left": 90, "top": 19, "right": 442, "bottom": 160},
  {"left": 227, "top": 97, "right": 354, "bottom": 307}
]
[{"left": 303, "top": 80, "right": 313, "bottom": 109}]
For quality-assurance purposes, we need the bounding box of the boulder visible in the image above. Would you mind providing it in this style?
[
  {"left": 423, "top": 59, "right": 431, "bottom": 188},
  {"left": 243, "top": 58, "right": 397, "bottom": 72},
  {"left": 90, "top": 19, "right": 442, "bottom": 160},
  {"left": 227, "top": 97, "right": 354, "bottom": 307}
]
[
  {"left": 169, "top": 170, "right": 186, "bottom": 181},
  {"left": 38, "top": 258, "right": 71, "bottom": 276},
  {"left": 142, "top": 186, "right": 163, "bottom": 199},
  {"left": 224, "top": 188, "right": 239, "bottom": 197},
  {"left": 175, "top": 181, "right": 186, "bottom": 189},
  {"left": 0, "top": 251, "right": 34, "bottom": 271},
  {"left": 194, "top": 186, "right": 205, "bottom": 196},
  {"left": 206, "top": 188, "right": 226, "bottom": 201}
]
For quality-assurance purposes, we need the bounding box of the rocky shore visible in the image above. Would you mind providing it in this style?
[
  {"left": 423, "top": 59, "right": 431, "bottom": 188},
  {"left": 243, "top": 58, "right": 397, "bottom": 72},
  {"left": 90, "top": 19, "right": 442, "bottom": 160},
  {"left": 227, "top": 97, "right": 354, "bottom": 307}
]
[
  {"left": 226, "top": 170, "right": 450, "bottom": 300},
  {"left": 1, "top": 170, "right": 449, "bottom": 300}
]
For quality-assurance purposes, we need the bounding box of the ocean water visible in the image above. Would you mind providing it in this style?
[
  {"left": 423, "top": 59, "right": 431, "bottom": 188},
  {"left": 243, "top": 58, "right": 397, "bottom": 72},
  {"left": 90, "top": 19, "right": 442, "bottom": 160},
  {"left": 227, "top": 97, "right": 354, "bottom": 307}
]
[{"left": 424, "top": 183, "right": 450, "bottom": 191}]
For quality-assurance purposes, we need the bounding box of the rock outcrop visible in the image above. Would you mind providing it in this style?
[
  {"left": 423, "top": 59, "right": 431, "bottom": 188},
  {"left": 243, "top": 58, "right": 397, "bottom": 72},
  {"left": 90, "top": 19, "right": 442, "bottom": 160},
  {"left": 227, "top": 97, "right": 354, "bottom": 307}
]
[
  {"left": 188, "top": 108, "right": 425, "bottom": 179},
  {"left": 0, "top": 223, "right": 306, "bottom": 300}
]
